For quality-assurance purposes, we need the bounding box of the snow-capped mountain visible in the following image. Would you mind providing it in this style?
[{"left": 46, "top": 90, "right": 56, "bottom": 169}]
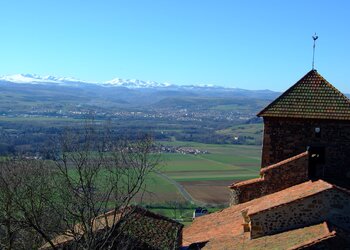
[
  {"left": 0, "top": 73, "right": 280, "bottom": 106},
  {"left": 0, "top": 73, "right": 241, "bottom": 90},
  {"left": 0, "top": 74, "right": 279, "bottom": 99},
  {"left": 0, "top": 74, "right": 87, "bottom": 85},
  {"left": 0, "top": 73, "right": 178, "bottom": 89},
  {"left": 0, "top": 73, "right": 175, "bottom": 88},
  {"left": 103, "top": 78, "right": 172, "bottom": 88}
]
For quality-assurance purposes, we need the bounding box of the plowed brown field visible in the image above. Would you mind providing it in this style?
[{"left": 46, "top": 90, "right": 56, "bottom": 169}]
[{"left": 179, "top": 180, "right": 240, "bottom": 204}]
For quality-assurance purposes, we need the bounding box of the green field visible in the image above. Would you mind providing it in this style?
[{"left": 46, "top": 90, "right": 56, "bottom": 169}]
[
  {"left": 160, "top": 142, "right": 261, "bottom": 182},
  {"left": 64, "top": 142, "right": 261, "bottom": 202},
  {"left": 216, "top": 123, "right": 263, "bottom": 145},
  {"left": 217, "top": 123, "right": 263, "bottom": 136},
  {"left": 149, "top": 142, "right": 262, "bottom": 218},
  {"left": 63, "top": 141, "right": 262, "bottom": 220},
  {"left": 67, "top": 168, "right": 185, "bottom": 204}
]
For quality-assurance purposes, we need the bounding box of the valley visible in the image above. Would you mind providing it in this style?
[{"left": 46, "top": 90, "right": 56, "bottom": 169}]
[
  {"left": 0, "top": 77, "right": 271, "bottom": 156},
  {"left": 0, "top": 76, "right": 265, "bottom": 222}
]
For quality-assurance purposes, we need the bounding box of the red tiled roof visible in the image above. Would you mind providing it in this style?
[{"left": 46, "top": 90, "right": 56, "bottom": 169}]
[
  {"left": 217, "top": 223, "right": 332, "bottom": 250},
  {"left": 184, "top": 220, "right": 332, "bottom": 249},
  {"left": 288, "top": 227, "right": 336, "bottom": 250},
  {"left": 247, "top": 180, "right": 332, "bottom": 216},
  {"left": 258, "top": 70, "right": 350, "bottom": 120},
  {"left": 40, "top": 206, "right": 183, "bottom": 249},
  {"left": 182, "top": 200, "right": 252, "bottom": 246},
  {"left": 182, "top": 180, "right": 349, "bottom": 248}
]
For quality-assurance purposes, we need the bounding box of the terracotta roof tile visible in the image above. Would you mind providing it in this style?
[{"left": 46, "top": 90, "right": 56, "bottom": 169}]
[
  {"left": 41, "top": 206, "right": 183, "bottom": 249},
  {"left": 199, "top": 222, "right": 332, "bottom": 250},
  {"left": 247, "top": 180, "right": 332, "bottom": 215},
  {"left": 182, "top": 201, "right": 251, "bottom": 246},
  {"left": 258, "top": 70, "right": 350, "bottom": 120},
  {"left": 182, "top": 180, "right": 346, "bottom": 248},
  {"left": 288, "top": 230, "right": 336, "bottom": 250}
]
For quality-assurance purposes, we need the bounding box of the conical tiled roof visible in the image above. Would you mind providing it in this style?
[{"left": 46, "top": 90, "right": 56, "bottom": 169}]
[{"left": 258, "top": 69, "right": 350, "bottom": 120}]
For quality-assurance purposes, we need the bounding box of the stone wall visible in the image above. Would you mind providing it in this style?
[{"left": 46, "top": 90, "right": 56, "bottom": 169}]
[
  {"left": 261, "top": 117, "right": 350, "bottom": 187},
  {"left": 230, "top": 152, "right": 309, "bottom": 205},
  {"left": 261, "top": 151, "right": 309, "bottom": 191},
  {"left": 248, "top": 188, "right": 350, "bottom": 239},
  {"left": 230, "top": 178, "right": 265, "bottom": 205}
]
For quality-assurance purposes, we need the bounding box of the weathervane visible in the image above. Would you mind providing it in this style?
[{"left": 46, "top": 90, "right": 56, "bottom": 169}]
[{"left": 312, "top": 33, "right": 318, "bottom": 70}]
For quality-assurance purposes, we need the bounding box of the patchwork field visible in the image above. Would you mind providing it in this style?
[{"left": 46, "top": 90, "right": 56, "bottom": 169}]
[
  {"left": 65, "top": 142, "right": 261, "bottom": 212},
  {"left": 159, "top": 141, "right": 261, "bottom": 204}
]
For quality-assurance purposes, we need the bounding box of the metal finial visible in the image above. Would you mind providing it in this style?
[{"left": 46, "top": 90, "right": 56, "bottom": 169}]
[{"left": 312, "top": 33, "right": 319, "bottom": 70}]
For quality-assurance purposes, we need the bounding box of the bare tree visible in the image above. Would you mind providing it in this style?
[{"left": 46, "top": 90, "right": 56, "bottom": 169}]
[
  {"left": 51, "top": 125, "right": 160, "bottom": 249},
  {"left": 0, "top": 122, "right": 160, "bottom": 249},
  {"left": 0, "top": 157, "right": 60, "bottom": 250}
]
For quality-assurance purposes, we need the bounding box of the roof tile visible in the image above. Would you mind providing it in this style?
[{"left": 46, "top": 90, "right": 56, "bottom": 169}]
[
  {"left": 183, "top": 180, "right": 345, "bottom": 248},
  {"left": 41, "top": 206, "right": 183, "bottom": 249},
  {"left": 258, "top": 70, "right": 350, "bottom": 120}
]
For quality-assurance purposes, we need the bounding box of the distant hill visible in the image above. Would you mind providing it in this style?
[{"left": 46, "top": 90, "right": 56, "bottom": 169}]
[
  {"left": 0, "top": 74, "right": 280, "bottom": 110},
  {"left": 0, "top": 74, "right": 281, "bottom": 154}
]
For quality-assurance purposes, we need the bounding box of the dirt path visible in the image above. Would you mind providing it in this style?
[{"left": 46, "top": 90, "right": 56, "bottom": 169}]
[
  {"left": 156, "top": 171, "right": 207, "bottom": 206},
  {"left": 156, "top": 171, "right": 230, "bottom": 206},
  {"left": 179, "top": 180, "right": 233, "bottom": 205}
]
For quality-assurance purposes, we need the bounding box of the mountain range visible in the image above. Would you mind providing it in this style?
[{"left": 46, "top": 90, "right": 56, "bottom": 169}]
[
  {"left": 0, "top": 73, "right": 264, "bottom": 91},
  {"left": 0, "top": 73, "right": 281, "bottom": 114}
]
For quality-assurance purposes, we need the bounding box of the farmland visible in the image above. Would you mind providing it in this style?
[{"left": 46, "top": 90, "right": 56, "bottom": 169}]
[
  {"left": 160, "top": 141, "right": 261, "bottom": 181},
  {"left": 157, "top": 141, "right": 261, "bottom": 205},
  {"left": 0, "top": 120, "right": 264, "bottom": 226},
  {"left": 105, "top": 140, "right": 262, "bottom": 205},
  {"left": 83, "top": 141, "right": 262, "bottom": 209},
  {"left": 137, "top": 141, "right": 262, "bottom": 222}
]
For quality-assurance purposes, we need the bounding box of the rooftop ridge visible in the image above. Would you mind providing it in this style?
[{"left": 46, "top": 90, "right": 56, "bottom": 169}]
[
  {"left": 315, "top": 71, "right": 350, "bottom": 103},
  {"left": 229, "top": 177, "right": 264, "bottom": 188},
  {"left": 247, "top": 180, "right": 333, "bottom": 216},
  {"left": 40, "top": 205, "right": 183, "bottom": 250},
  {"left": 329, "top": 183, "right": 350, "bottom": 196},
  {"left": 95, "top": 205, "right": 183, "bottom": 226},
  {"left": 257, "top": 69, "right": 317, "bottom": 117},
  {"left": 183, "top": 208, "right": 338, "bottom": 248}
]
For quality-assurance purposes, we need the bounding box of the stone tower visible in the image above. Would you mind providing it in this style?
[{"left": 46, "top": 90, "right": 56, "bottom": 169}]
[{"left": 258, "top": 69, "right": 350, "bottom": 187}]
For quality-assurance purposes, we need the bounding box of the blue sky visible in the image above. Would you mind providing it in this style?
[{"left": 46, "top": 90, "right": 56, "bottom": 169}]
[{"left": 0, "top": 0, "right": 349, "bottom": 91}]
